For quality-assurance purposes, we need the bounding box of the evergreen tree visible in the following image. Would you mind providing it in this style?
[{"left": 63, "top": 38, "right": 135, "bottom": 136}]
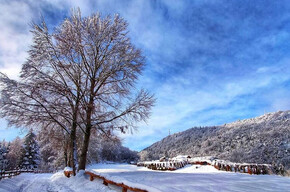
[
  {"left": 0, "top": 141, "right": 8, "bottom": 171},
  {"left": 21, "top": 130, "right": 40, "bottom": 170}
]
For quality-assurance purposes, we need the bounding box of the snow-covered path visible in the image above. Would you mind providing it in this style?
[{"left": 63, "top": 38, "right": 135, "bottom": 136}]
[
  {"left": 0, "top": 172, "right": 114, "bottom": 192},
  {"left": 0, "top": 174, "right": 54, "bottom": 192}
]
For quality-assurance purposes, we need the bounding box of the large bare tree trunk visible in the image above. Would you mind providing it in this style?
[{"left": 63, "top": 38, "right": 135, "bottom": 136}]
[
  {"left": 78, "top": 93, "right": 94, "bottom": 170},
  {"left": 78, "top": 123, "right": 91, "bottom": 170}
]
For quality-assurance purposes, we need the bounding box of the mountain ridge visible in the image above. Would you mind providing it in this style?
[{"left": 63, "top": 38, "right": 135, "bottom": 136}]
[{"left": 139, "top": 110, "right": 290, "bottom": 173}]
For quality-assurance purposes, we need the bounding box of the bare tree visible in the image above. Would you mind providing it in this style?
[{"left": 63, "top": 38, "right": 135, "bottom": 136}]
[
  {"left": 0, "top": 9, "right": 154, "bottom": 172},
  {"left": 61, "top": 11, "right": 154, "bottom": 170},
  {"left": 0, "top": 18, "right": 83, "bottom": 174},
  {"left": 6, "top": 137, "right": 23, "bottom": 170}
]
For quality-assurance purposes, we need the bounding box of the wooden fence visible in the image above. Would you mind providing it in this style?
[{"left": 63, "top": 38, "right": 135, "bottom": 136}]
[
  {"left": 63, "top": 170, "right": 148, "bottom": 192},
  {"left": 212, "top": 162, "right": 272, "bottom": 175},
  {"left": 137, "top": 158, "right": 273, "bottom": 175},
  {"left": 0, "top": 170, "right": 21, "bottom": 180},
  {"left": 137, "top": 160, "right": 187, "bottom": 171},
  {"left": 189, "top": 159, "right": 272, "bottom": 175},
  {"left": 0, "top": 169, "right": 53, "bottom": 180}
]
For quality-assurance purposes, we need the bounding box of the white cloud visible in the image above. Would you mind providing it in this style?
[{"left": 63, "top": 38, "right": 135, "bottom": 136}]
[
  {"left": 121, "top": 59, "right": 290, "bottom": 149},
  {"left": 0, "top": 1, "right": 33, "bottom": 79},
  {"left": 271, "top": 98, "right": 290, "bottom": 111}
]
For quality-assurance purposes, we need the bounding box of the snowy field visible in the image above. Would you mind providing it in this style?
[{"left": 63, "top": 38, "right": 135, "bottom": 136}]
[
  {"left": 0, "top": 164, "right": 290, "bottom": 192},
  {"left": 89, "top": 163, "right": 290, "bottom": 192}
]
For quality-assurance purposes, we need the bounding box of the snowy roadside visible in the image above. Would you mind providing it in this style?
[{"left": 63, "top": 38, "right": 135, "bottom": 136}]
[{"left": 0, "top": 171, "right": 115, "bottom": 192}]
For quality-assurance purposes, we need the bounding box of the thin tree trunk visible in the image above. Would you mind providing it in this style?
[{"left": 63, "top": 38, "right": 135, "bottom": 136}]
[
  {"left": 68, "top": 124, "right": 77, "bottom": 175},
  {"left": 68, "top": 95, "right": 80, "bottom": 175},
  {"left": 64, "top": 152, "right": 68, "bottom": 167},
  {"left": 63, "top": 137, "right": 68, "bottom": 167}
]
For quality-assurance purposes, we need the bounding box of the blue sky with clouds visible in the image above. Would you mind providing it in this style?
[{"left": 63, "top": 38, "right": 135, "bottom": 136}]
[{"left": 0, "top": 0, "right": 290, "bottom": 151}]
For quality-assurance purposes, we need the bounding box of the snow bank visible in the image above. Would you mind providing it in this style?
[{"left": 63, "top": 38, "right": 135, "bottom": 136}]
[
  {"left": 64, "top": 167, "right": 73, "bottom": 172},
  {"left": 87, "top": 164, "right": 161, "bottom": 192},
  {"left": 50, "top": 171, "right": 116, "bottom": 192},
  {"left": 0, "top": 172, "right": 115, "bottom": 192}
]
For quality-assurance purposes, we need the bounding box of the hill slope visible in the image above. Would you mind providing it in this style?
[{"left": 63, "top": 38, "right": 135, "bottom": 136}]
[{"left": 139, "top": 110, "right": 290, "bottom": 171}]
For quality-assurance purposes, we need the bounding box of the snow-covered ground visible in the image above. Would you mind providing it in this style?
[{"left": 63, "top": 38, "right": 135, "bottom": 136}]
[
  {"left": 88, "top": 163, "right": 290, "bottom": 192},
  {"left": 0, "top": 171, "right": 115, "bottom": 192},
  {"left": 0, "top": 164, "right": 290, "bottom": 192}
]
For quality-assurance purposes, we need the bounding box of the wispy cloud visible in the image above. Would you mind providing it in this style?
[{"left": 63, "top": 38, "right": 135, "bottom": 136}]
[
  {"left": 0, "top": 0, "right": 289, "bottom": 151},
  {"left": 0, "top": 1, "right": 34, "bottom": 79}
]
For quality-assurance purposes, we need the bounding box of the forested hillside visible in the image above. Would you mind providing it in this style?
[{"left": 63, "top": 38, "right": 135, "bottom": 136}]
[{"left": 139, "top": 111, "right": 290, "bottom": 172}]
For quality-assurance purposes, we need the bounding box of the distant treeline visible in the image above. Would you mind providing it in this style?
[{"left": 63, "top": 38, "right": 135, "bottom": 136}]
[
  {"left": 0, "top": 129, "right": 138, "bottom": 172},
  {"left": 139, "top": 111, "right": 290, "bottom": 176}
]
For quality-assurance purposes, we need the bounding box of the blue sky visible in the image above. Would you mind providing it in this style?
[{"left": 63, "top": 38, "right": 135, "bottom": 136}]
[{"left": 0, "top": 0, "right": 290, "bottom": 151}]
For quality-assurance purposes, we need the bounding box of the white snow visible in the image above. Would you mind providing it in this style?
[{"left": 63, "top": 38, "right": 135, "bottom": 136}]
[
  {"left": 64, "top": 167, "right": 73, "bottom": 172},
  {"left": 1, "top": 163, "right": 290, "bottom": 192},
  {"left": 224, "top": 110, "right": 290, "bottom": 128},
  {"left": 88, "top": 163, "right": 290, "bottom": 192},
  {"left": 0, "top": 171, "right": 115, "bottom": 192},
  {"left": 174, "top": 164, "right": 221, "bottom": 173}
]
